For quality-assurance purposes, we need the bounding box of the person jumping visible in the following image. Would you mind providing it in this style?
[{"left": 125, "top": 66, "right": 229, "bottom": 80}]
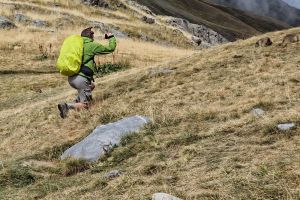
[{"left": 58, "top": 27, "right": 117, "bottom": 118}]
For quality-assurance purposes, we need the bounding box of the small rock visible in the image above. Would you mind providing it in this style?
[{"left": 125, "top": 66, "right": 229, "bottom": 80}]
[
  {"left": 149, "top": 67, "right": 175, "bottom": 77},
  {"left": 277, "top": 123, "right": 296, "bottom": 131},
  {"left": 165, "top": 176, "right": 178, "bottom": 184},
  {"left": 233, "top": 54, "right": 243, "bottom": 59},
  {"left": 0, "top": 16, "right": 17, "bottom": 29},
  {"left": 116, "top": 2, "right": 127, "bottom": 9},
  {"left": 152, "top": 193, "right": 182, "bottom": 200},
  {"left": 105, "top": 170, "right": 121, "bottom": 179},
  {"left": 251, "top": 108, "right": 265, "bottom": 117},
  {"left": 142, "top": 16, "right": 155, "bottom": 24},
  {"left": 255, "top": 37, "right": 272, "bottom": 47},
  {"left": 14, "top": 13, "right": 31, "bottom": 23},
  {"left": 32, "top": 19, "right": 48, "bottom": 28},
  {"left": 82, "top": 0, "right": 110, "bottom": 8},
  {"left": 191, "top": 36, "right": 202, "bottom": 46}
]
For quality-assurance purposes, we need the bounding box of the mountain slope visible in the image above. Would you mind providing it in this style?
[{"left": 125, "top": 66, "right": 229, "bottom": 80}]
[
  {"left": 210, "top": 0, "right": 300, "bottom": 26},
  {"left": 1, "top": 0, "right": 300, "bottom": 199},
  {"left": 135, "top": 0, "right": 290, "bottom": 41}
]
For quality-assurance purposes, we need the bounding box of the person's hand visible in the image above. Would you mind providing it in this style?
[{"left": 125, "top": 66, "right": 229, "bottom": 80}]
[{"left": 105, "top": 33, "right": 114, "bottom": 39}]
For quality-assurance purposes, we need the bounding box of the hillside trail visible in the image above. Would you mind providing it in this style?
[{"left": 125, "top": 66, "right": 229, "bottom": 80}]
[{"left": 0, "top": 55, "right": 193, "bottom": 121}]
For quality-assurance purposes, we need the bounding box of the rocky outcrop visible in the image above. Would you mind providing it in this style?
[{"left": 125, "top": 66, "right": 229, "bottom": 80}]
[
  {"left": 14, "top": 13, "right": 31, "bottom": 24},
  {"left": 0, "top": 16, "right": 17, "bottom": 29},
  {"left": 125, "top": 0, "right": 155, "bottom": 16},
  {"left": 90, "top": 21, "right": 128, "bottom": 38},
  {"left": 81, "top": 0, "right": 110, "bottom": 8},
  {"left": 32, "top": 19, "right": 48, "bottom": 28},
  {"left": 82, "top": 0, "right": 127, "bottom": 9},
  {"left": 54, "top": 16, "right": 75, "bottom": 28},
  {"left": 166, "top": 17, "right": 228, "bottom": 47},
  {"left": 142, "top": 16, "right": 155, "bottom": 24},
  {"left": 14, "top": 14, "right": 49, "bottom": 28}
]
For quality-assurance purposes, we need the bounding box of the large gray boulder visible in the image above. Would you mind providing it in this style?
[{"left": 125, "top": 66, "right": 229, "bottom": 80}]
[
  {"left": 61, "top": 116, "right": 150, "bottom": 161},
  {"left": 152, "top": 193, "right": 182, "bottom": 200},
  {"left": 0, "top": 16, "right": 16, "bottom": 29}
]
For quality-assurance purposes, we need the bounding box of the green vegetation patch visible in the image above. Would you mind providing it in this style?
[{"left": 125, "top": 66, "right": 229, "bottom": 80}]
[
  {"left": 62, "top": 159, "right": 91, "bottom": 177},
  {"left": 0, "top": 164, "right": 37, "bottom": 188},
  {"left": 96, "top": 60, "right": 131, "bottom": 77}
]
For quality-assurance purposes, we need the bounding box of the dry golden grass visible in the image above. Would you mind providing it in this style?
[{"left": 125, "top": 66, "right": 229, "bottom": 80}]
[{"left": 1, "top": 1, "right": 300, "bottom": 200}]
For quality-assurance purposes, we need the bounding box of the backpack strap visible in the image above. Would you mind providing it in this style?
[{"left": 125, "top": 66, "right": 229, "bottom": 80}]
[{"left": 79, "top": 45, "right": 95, "bottom": 78}]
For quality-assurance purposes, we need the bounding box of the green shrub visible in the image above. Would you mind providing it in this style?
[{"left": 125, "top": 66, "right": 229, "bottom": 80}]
[{"left": 96, "top": 60, "right": 131, "bottom": 76}]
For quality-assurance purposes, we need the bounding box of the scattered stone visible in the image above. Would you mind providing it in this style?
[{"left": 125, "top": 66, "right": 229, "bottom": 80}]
[
  {"left": 165, "top": 176, "right": 178, "bottom": 184},
  {"left": 251, "top": 108, "right": 265, "bottom": 117},
  {"left": 140, "top": 34, "right": 154, "bottom": 42},
  {"left": 152, "top": 193, "right": 182, "bottom": 200},
  {"left": 255, "top": 37, "right": 272, "bottom": 47},
  {"left": 32, "top": 19, "right": 48, "bottom": 28},
  {"left": 47, "top": 29, "right": 55, "bottom": 33},
  {"left": 142, "top": 16, "right": 155, "bottom": 24},
  {"left": 14, "top": 13, "right": 31, "bottom": 23},
  {"left": 281, "top": 34, "right": 300, "bottom": 47},
  {"left": 61, "top": 116, "right": 150, "bottom": 161},
  {"left": 82, "top": 0, "right": 110, "bottom": 8},
  {"left": 0, "top": 16, "right": 17, "bottom": 29},
  {"left": 116, "top": 2, "right": 127, "bottom": 9},
  {"left": 233, "top": 54, "right": 243, "bottom": 59},
  {"left": 105, "top": 170, "right": 121, "bottom": 179},
  {"left": 149, "top": 67, "right": 175, "bottom": 77},
  {"left": 191, "top": 36, "right": 202, "bottom": 46},
  {"left": 277, "top": 123, "right": 296, "bottom": 131},
  {"left": 166, "top": 17, "right": 228, "bottom": 47}
]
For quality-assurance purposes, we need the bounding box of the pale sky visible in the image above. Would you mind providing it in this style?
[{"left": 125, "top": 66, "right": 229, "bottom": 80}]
[{"left": 283, "top": 0, "right": 300, "bottom": 8}]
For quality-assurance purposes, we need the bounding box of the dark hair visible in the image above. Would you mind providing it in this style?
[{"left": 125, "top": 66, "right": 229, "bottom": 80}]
[{"left": 81, "top": 27, "right": 94, "bottom": 40}]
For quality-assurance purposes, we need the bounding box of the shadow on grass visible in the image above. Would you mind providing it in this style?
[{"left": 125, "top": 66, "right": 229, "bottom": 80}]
[{"left": 0, "top": 70, "right": 58, "bottom": 75}]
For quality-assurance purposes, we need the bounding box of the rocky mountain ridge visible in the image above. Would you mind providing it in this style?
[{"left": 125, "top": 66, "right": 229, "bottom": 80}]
[{"left": 209, "top": 0, "right": 300, "bottom": 26}]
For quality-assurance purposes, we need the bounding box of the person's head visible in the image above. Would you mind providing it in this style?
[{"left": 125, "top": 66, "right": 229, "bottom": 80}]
[{"left": 81, "top": 27, "right": 94, "bottom": 41}]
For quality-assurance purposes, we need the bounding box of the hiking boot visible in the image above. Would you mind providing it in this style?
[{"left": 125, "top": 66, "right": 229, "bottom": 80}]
[{"left": 58, "top": 103, "right": 69, "bottom": 119}]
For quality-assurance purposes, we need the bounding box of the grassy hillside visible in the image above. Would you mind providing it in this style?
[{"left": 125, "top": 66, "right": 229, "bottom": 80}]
[{"left": 1, "top": 0, "right": 300, "bottom": 200}]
